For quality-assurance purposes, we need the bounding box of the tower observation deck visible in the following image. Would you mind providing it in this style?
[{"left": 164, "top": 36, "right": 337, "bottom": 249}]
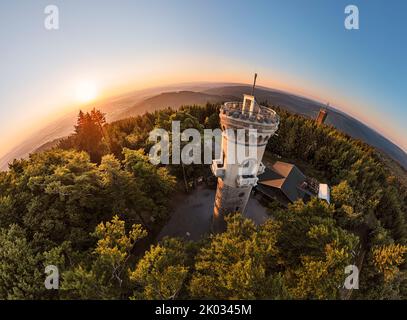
[{"left": 211, "top": 76, "right": 279, "bottom": 232}]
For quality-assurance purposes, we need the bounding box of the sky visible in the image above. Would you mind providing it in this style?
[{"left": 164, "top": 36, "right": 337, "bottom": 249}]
[{"left": 0, "top": 0, "right": 406, "bottom": 157}]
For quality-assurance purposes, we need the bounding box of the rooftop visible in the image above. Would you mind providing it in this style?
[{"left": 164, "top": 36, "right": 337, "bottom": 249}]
[
  {"left": 257, "top": 161, "right": 330, "bottom": 205},
  {"left": 258, "top": 161, "right": 307, "bottom": 203}
]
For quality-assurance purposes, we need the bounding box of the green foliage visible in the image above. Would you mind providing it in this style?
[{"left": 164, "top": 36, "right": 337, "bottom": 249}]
[
  {"left": 274, "top": 199, "right": 358, "bottom": 299},
  {"left": 0, "top": 104, "right": 406, "bottom": 300},
  {"left": 0, "top": 225, "right": 43, "bottom": 299},
  {"left": 372, "top": 244, "right": 407, "bottom": 282},
  {"left": 267, "top": 106, "right": 407, "bottom": 299},
  {"left": 93, "top": 215, "right": 147, "bottom": 283},
  {"left": 61, "top": 265, "right": 112, "bottom": 300},
  {"left": 61, "top": 216, "right": 147, "bottom": 299},
  {"left": 204, "top": 112, "right": 220, "bottom": 129},
  {"left": 267, "top": 107, "right": 406, "bottom": 235},
  {"left": 0, "top": 148, "right": 174, "bottom": 251},
  {"left": 331, "top": 181, "right": 364, "bottom": 226},
  {"left": 123, "top": 148, "right": 176, "bottom": 217},
  {"left": 59, "top": 109, "right": 109, "bottom": 163},
  {"left": 288, "top": 241, "right": 353, "bottom": 299},
  {"left": 189, "top": 213, "right": 287, "bottom": 299},
  {"left": 129, "top": 238, "right": 189, "bottom": 300},
  {"left": 1, "top": 150, "right": 106, "bottom": 249}
]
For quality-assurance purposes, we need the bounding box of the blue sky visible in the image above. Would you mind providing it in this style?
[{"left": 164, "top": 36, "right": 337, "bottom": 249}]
[{"left": 0, "top": 0, "right": 406, "bottom": 155}]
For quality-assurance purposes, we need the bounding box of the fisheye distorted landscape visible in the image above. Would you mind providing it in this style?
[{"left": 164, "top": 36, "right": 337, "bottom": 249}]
[{"left": 0, "top": 0, "right": 407, "bottom": 303}]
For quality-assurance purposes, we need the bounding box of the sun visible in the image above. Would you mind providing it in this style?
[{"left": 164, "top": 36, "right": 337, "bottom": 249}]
[{"left": 75, "top": 81, "right": 98, "bottom": 104}]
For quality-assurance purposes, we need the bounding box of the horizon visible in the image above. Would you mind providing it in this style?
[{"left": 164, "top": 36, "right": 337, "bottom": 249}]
[
  {"left": 0, "top": 80, "right": 406, "bottom": 163},
  {"left": 1, "top": 0, "right": 406, "bottom": 157}
]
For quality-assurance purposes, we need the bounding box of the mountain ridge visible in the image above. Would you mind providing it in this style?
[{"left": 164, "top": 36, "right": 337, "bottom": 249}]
[{"left": 1, "top": 84, "right": 406, "bottom": 171}]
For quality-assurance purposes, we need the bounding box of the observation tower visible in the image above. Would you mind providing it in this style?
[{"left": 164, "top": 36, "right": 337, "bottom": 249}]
[{"left": 211, "top": 74, "right": 280, "bottom": 232}]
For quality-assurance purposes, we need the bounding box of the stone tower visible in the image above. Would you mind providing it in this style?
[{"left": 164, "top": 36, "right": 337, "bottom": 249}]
[{"left": 211, "top": 76, "right": 279, "bottom": 232}]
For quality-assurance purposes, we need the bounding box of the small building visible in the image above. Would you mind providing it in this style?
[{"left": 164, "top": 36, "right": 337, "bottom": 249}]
[
  {"left": 256, "top": 161, "right": 330, "bottom": 206},
  {"left": 318, "top": 183, "right": 331, "bottom": 204}
]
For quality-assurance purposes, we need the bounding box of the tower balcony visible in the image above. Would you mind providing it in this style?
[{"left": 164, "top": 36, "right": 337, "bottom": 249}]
[
  {"left": 220, "top": 102, "right": 280, "bottom": 125},
  {"left": 211, "top": 159, "right": 225, "bottom": 178},
  {"left": 236, "top": 175, "right": 259, "bottom": 187},
  {"left": 257, "top": 162, "right": 265, "bottom": 175}
]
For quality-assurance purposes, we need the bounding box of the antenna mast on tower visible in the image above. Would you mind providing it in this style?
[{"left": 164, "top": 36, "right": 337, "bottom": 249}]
[{"left": 251, "top": 73, "right": 258, "bottom": 96}]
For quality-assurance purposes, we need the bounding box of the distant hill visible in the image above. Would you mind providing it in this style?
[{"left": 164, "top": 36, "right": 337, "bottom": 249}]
[
  {"left": 1, "top": 83, "right": 406, "bottom": 171},
  {"left": 33, "top": 138, "right": 63, "bottom": 154},
  {"left": 203, "top": 86, "right": 407, "bottom": 170},
  {"left": 118, "top": 91, "right": 231, "bottom": 118},
  {"left": 204, "top": 85, "right": 322, "bottom": 117},
  {"left": 0, "top": 83, "right": 226, "bottom": 171},
  {"left": 0, "top": 111, "right": 78, "bottom": 171}
]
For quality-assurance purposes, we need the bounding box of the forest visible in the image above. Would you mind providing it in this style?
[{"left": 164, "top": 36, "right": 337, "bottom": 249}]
[{"left": 0, "top": 103, "right": 406, "bottom": 300}]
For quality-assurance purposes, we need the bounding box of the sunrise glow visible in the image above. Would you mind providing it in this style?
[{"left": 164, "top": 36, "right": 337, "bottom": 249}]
[{"left": 74, "top": 81, "right": 98, "bottom": 104}]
